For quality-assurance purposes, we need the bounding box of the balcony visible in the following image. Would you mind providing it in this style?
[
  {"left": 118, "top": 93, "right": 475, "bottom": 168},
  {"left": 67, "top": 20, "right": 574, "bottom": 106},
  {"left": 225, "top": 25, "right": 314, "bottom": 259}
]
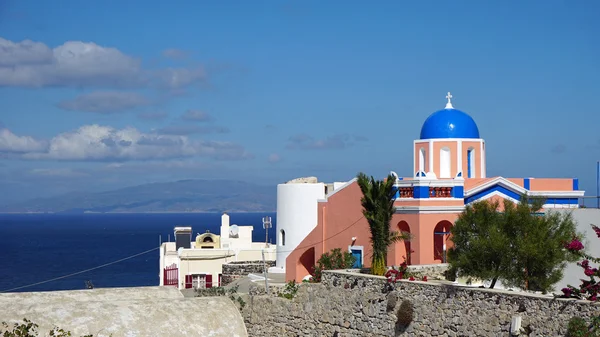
[
  {"left": 429, "top": 187, "right": 453, "bottom": 198},
  {"left": 399, "top": 187, "right": 414, "bottom": 198}
]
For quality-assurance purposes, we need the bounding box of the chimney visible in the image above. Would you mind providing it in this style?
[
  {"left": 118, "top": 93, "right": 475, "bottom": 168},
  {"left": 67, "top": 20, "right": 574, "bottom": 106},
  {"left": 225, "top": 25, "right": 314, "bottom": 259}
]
[
  {"left": 173, "top": 227, "right": 192, "bottom": 250},
  {"left": 220, "top": 212, "right": 230, "bottom": 237}
]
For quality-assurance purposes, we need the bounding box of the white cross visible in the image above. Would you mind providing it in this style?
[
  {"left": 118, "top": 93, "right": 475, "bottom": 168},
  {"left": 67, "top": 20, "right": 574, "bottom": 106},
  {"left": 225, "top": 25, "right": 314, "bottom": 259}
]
[{"left": 445, "top": 92, "right": 454, "bottom": 109}]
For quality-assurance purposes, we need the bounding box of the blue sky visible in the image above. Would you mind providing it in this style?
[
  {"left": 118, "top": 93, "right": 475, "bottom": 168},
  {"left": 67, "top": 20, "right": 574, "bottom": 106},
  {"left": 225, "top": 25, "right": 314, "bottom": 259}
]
[{"left": 0, "top": 0, "right": 599, "bottom": 203}]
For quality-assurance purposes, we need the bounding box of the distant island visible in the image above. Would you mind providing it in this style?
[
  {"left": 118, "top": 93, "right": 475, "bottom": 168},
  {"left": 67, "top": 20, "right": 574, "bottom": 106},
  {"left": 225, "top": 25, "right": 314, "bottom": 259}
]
[{"left": 0, "top": 179, "right": 276, "bottom": 214}]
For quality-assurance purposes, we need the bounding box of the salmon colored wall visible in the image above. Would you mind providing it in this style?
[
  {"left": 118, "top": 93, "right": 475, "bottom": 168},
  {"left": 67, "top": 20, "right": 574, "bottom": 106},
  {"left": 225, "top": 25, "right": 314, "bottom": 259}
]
[
  {"left": 461, "top": 140, "right": 481, "bottom": 178},
  {"left": 433, "top": 141, "right": 458, "bottom": 178},
  {"left": 390, "top": 213, "right": 459, "bottom": 265},
  {"left": 285, "top": 181, "right": 371, "bottom": 282},
  {"left": 414, "top": 143, "right": 429, "bottom": 173},
  {"left": 506, "top": 178, "right": 524, "bottom": 188},
  {"left": 463, "top": 178, "right": 492, "bottom": 190},
  {"left": 529, "top": 179, "right": 574, "bottom": 191}
]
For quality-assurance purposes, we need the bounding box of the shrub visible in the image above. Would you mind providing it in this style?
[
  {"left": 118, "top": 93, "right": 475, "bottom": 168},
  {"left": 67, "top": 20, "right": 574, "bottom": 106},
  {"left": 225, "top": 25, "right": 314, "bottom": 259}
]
[
  {"left": 562, "top": 225, "right": 600, "bottom": 302},
  {"left": 278, "top": 280, "right": 300, "bottom": 300},
  {"left": 1, "top": 319, "right": 95, "bottom": 337},
  {"left": 310, "top": 248, "right": 355, "bottom": 282},
  {"left": 396, "top": 300, "right": 414, "bottom": 327},
  {"left": 566, "top": 316, "right": 600, "bottom": 337}
]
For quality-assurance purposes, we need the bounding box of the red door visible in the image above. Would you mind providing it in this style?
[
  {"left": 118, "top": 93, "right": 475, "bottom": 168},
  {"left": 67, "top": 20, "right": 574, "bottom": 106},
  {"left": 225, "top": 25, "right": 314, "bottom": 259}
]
[
  {"left": 185, "top": 275, "right": 193, "bottom": 289},
  {"left": 206, "top": 274, "right": 213, "bottom": 288}
]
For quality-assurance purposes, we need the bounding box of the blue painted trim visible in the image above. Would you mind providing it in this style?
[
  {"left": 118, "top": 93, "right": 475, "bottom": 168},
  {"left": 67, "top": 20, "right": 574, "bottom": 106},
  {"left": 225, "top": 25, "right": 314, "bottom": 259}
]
[
  {"left": 524, "top": 178, "right": 530, "bottom": 190},
  {"left": 573, "top": 178, "right": 578, "bottom": 191},
  {"left": 452, "top": 186, "right": 464, "bottom": 198},
  {"left": 544, "top": 198, "right": 578, "bottom": 205},
  {"left": 398, "top": 177, "right": 403, "bottom": 180},
  {"left": 414, "top": 186, "right": 429, "bottom": 198},
  {"left": 457, "top": 172, "right": 462, "bottom": 177},
  {"left": 465, "top": 185, "right": 521, "bottom": 204},
  {"left": 392, "top": 186, "right": 400, "bottom": 199},
  {"left": 465, "top": 184, "right": 579, "bottom": 205},
  {"left": 467, "top": 149, "right": 472, "bottom": 178}
]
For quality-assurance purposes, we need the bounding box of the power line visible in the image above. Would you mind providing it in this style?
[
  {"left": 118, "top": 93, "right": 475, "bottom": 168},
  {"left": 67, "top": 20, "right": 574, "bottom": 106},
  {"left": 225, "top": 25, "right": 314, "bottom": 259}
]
[
  {"left": 1, "top": 247, "right": 159, "bottom": 293},
  {"left": 2, "top": 216, "right": 366, "bottom": 293},
  {"left": 274, "top": 215, "right": 366, "bottom": 254}
]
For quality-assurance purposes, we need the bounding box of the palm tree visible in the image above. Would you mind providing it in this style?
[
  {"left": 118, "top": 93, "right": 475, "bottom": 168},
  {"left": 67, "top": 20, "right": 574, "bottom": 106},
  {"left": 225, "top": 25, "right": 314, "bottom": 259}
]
[{"left": 357, "top": 172, "right": 411, "bottom": 276}]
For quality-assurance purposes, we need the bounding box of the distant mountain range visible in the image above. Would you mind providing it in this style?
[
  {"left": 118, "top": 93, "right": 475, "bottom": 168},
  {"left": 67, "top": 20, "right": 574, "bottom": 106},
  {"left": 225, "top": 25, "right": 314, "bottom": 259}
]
[{"left": 0, "top": 179, "right": 277, "bottom": 213}]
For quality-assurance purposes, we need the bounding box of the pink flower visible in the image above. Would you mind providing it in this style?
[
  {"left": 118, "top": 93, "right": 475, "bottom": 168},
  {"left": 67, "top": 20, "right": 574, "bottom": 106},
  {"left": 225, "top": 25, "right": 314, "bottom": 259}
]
[
  {"left": 562, "top": 288, "right": 573, "bottom": 297},
  {"left": 581, "top": 260, "right": 590, "bottom": 269},
  {"left": 590, "top": 294, "right": 597, "bottom": 301},
  {"left": 422, "top": 276, "right": 428, "bottom": 282},
  {"left": 593, "top": 225, "right": 600, "bottom": 239},
  {"left": 565, "top": 239, "right": 584, "bottom": 252},
  {"left": 409, "top": 276, "right": 415, "bottom": 281},
  {"left": 584, "top": 268, "right": 598, "bottom": 277}
]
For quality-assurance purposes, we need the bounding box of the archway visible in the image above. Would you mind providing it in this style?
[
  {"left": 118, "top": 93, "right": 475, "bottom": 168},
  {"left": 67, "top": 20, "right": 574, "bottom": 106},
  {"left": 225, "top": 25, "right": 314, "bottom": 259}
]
[
  {"left": 298, "top": 247, "right": 316, "bottom": 279},
  {"left": 433, "top": 220, "right": 453, "bottom": 263},
  {"left": 279, "top": 229, "right": 286, "bottom": 246},
  {"left": 203, "top": 236, "right": 214, "bottom": 243},
  {"left": 397, "top": 221, "right": 412, "bottom": 265}
]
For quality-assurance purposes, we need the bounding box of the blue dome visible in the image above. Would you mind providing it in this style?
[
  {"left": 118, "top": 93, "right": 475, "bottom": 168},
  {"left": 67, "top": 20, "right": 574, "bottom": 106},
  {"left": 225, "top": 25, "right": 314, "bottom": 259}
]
[{"left": 419, "top": 108, "right": 480, "bottom": 139}]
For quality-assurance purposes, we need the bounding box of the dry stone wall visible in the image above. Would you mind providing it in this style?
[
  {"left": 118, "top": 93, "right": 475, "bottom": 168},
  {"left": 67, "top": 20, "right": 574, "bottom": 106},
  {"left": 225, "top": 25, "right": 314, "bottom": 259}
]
[
  {"left": 242, "top": 270, "right": 600, "bottom": 337},
  {"left": 222, "top": 260, "right": 276, "bottom": 286}
]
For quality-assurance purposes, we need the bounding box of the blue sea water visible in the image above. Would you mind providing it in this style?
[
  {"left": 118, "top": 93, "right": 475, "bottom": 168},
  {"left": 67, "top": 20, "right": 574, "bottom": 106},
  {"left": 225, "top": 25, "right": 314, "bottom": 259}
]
[{"left": 0, "top": 213, "right": 276, "bottom": 293}]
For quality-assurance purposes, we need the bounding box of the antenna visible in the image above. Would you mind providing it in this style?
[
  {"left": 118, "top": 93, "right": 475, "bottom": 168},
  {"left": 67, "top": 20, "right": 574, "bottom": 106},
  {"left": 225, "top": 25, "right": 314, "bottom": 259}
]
[{"left": 262, "top": 216, "right": 272, "bottom": 247}]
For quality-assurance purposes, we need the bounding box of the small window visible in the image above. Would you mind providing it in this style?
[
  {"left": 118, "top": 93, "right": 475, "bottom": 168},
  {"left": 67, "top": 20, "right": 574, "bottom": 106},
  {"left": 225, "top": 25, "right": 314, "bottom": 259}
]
[
  {"left": 419, "top": 148, "right": 426, "bottom": 172},
  {"left": 467, "top": 148, "right": 475, "bottom": 178},
  {"left": 279, "top": 229, "right": 286, "bottom": 246},
  {"left": 440, "top": 147, "right": 451, "bottom": 178},
  {"left": 203, "top": 236, "right": 214, "bottom": 243}
]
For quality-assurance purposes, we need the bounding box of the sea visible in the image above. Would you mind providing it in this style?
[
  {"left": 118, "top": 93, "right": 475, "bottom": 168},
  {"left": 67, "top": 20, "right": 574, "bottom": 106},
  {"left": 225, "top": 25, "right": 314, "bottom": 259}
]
[{"left": 0, "top": 213, "right": 276, "bottom": 293}]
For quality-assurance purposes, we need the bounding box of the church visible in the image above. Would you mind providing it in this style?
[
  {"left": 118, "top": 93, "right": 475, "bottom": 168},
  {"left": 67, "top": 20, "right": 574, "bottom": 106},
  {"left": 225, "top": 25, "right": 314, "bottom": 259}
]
[{"left": 274, "top": 93, "right": 585, "bottom": 282}]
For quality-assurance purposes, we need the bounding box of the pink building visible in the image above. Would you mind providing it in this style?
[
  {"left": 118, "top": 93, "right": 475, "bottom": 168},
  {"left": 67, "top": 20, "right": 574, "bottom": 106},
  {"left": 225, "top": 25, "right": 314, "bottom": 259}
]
[{"left": 277, "top": 93, "right": 584, "bottom": 282}]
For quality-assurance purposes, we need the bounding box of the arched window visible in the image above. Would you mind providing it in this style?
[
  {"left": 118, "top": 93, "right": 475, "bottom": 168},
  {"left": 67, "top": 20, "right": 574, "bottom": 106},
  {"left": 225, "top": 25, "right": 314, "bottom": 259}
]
[
  {"left": 203, "top": 236, "right": 214, "bottom": 243},
  {"left": 279, "top": 229, "right": 286, "bottom": 246},
  {"left": 419, "top": 148, "right": 426, "bottom": 173},
  {"left": 440, "top": 147, "right": 451, "bottom": 178},
  {"left": 467, "top": 147, "right": 476, "bottom": 178}
]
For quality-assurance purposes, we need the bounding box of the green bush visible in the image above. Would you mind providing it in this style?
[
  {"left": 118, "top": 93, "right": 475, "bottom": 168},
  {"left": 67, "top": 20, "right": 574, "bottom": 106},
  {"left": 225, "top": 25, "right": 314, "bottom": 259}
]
[
  {"left": 566, "top": 316, "right": 600, "bottom": 337},
  {"left": 396, "top": 300, "right": 414, "bottom": 327},
  {"left": 1, "top": 319, "right": 95, "bottom": 337},
  {"left": 310, "top": 248, "right": 356, "bottom": 282},
  {"left": 278, "top": 281, "right": 300, "bottom": 300}
]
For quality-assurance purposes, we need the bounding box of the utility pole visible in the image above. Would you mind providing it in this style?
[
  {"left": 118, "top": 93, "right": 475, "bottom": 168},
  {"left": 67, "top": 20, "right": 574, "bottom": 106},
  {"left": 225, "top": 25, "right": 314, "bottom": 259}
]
[
  {"left": 262, "top": 249, "right": 269, "bottom": 294},
  {"left": 262, "top": 216, "right": 272, "bottom": 248}
]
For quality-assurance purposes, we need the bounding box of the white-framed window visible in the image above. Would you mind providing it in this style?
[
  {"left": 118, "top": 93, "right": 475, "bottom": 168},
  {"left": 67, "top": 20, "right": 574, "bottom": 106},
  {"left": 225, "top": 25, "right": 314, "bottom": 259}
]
[{"left": 440, "top": 147, "right": 451, "bottom": 178}]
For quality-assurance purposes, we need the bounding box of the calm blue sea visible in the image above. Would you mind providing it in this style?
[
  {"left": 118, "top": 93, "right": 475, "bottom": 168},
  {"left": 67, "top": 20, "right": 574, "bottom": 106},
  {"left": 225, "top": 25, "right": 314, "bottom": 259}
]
[{"left": 0, "top": 213, "right": 276, "bottom": 293}]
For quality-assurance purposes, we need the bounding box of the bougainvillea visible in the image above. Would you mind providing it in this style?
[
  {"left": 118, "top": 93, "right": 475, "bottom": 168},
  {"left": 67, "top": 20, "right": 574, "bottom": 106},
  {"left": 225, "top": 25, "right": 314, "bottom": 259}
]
[{"left": 562, "top": 225, "right": 600, "bottom": 302}]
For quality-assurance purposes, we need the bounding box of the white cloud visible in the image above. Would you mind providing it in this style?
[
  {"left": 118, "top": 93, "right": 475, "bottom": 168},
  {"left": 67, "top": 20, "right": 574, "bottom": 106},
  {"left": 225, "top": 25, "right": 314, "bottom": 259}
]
[
  {"left": 0, "top": 125, "right": 252, "bottom": 161},
  {"left": 57, "top": 91, "right": 149, "bottom": 113},
  {"left": 0, "top": 37, "right": 206, "bottom": 89},
  {"left": 0, "top": 128, "right": 47, "bottom": 153},
  {"left": 0, "top": 38, "right": 53, "bottom": 66}
]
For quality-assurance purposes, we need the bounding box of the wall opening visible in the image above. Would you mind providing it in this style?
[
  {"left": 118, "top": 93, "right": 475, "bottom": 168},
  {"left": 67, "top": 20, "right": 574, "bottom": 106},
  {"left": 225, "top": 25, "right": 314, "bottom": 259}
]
[
  {"left": 203, "top": 236, "right": 214, "bottom": 243},
  {"left": 467, "top": 147, "right": 475, "bottom": 178},
  {"left": 419, "top": 148, "right": 426, "bottom": 172},
  {"left": 398, "top": 221, "right": 412, "bottom": 265},
  {"left": 433, "top": 221, "right": 453, "bottom": 263},
  {"left": 299, "top": 247, "right": 315, "bottom": 279},
  {"left": 279, "top": 229, "right": 286, "bottom": 246},
  {"left": 440, "top": 147, "right": 451, "bottom": 178}
]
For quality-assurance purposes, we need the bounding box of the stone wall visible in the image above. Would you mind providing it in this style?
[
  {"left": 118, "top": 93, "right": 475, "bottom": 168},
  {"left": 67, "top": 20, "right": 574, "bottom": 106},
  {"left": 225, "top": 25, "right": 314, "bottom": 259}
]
[
  {"left": 242, "top": 270, "right": 600, "bottom": 337},
  {"left": 222, "top": 260, "right": 276, "bottom": 286}
]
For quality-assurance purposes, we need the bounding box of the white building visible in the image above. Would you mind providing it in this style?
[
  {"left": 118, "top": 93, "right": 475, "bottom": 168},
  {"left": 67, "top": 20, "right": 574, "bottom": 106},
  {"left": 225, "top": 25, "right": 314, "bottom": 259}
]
[
  {"left": 272, "top": 176, "right": 349, "bottom": 273},
  {"left": 159, "top": 213, "right": 276, "bottom": 289}
]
